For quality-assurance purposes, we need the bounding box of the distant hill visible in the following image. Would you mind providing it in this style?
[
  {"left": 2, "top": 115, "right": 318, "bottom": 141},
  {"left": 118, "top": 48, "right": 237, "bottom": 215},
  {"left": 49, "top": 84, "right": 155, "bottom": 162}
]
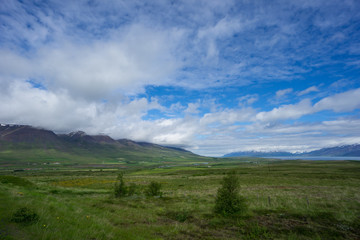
[
  {"left": 303, "top": 144, "right": 360, "bottom": 157},
  {"left": 0, "top": 124, "right": 204, "bottom": 166},
  {"left": 224, "top": 144, "right": 360, "bottom": 157}
]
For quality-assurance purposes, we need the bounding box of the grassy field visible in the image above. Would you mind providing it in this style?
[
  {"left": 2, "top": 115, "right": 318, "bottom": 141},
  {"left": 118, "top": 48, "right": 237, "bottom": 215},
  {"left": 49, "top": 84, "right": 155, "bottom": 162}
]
[
  {"left": 0, "top": 159, "right": 359, "bottom": 239},
  {"left": 0, "top": 141, "right": 211, "bottom": 167}
]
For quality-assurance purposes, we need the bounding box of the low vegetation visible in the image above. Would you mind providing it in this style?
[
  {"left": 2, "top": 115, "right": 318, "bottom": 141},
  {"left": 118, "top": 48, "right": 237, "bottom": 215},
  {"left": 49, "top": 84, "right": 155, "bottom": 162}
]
[
  {"left": 214, "top": 171, "right": 247, "bottom": 216},
  {"left": 0, "top": 160, "right": 359, "bottom": 239},
  {"left": 145, "top": 181, "right": 162, "bottom": 197},
  {"left": 11, "top": 207, "right": 39, "bottom": 225},
  {"left": 114, "top": 172, "right": 127, "bottom": 197}
]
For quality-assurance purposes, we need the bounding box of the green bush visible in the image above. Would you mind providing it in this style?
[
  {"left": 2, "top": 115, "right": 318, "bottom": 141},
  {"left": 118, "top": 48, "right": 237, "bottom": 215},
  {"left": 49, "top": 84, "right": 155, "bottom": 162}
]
[
  {"left": 127, "top": 183, "right": 137, "bottom": 196},
  {"left": 114, "top": 173, "right": 139, "bottom": 197},
  {"left": 114, "top": 173, "right": 127, "bottom": 197},
  {"left": 11, "top": 207, "right": 39, "bottom": 224},
  {"left": 145, "top": 181, "right": 162, "bottom": 197},
  {"left": 214, "top": 172, "right": 247, "bottom": 216}
]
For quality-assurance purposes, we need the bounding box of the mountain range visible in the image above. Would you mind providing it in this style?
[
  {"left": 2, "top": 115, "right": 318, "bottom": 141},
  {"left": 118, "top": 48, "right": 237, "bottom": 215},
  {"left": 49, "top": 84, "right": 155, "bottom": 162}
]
[
  {"left": 223, "top": 144, "right": 360, "bottom": 158},
  {"left": 1, "top": 124, "right": 359, "bottom": 167},
  {"left": 0, "top": 124, "right": 205, "bottom": 166}
]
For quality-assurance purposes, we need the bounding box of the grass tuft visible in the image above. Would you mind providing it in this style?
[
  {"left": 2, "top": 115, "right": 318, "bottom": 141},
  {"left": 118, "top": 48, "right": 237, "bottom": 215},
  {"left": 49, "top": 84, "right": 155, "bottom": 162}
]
[{"left": 164, "top": 209, "right": 193, "bottom": 222}]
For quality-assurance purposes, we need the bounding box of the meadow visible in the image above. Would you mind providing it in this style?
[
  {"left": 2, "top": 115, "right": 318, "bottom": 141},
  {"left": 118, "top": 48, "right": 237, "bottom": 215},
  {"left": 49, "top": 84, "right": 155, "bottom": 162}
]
[{"left": 0, "top": 159, "right": 359, "bottom": 239}]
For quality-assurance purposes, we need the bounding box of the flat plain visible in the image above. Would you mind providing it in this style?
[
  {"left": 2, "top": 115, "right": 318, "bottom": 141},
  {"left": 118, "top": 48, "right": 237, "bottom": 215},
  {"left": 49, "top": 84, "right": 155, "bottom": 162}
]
[{"left": 0, "top": 159, "right": 360, "bottom": 239}]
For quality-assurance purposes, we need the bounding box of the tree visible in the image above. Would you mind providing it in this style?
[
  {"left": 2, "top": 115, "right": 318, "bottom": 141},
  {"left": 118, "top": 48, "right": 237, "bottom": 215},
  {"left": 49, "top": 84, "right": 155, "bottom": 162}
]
[
  {"left": 114, "top": 172, "right": 127, "bottom": 197},
  {"left": 214, "top": 172, "right": 247, "bottom": 216}
]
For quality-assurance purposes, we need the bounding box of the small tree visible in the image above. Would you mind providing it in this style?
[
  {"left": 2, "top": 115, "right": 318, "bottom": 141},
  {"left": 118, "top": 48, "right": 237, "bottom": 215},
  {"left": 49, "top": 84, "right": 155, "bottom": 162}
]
[
  {"left": 214, "top": 172, "right": 247, "bottom": 216},
  {"left": 145, "top": 181, "right": 162, "bottom": 197},
  {"left": 114, "top": 172, "right": 127, "bottom": 197}
]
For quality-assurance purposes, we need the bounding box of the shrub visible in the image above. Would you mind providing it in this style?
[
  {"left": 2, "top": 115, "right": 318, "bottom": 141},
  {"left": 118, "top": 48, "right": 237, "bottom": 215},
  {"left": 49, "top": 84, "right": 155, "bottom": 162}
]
[
  {"left": 214, "top": 172, "right": 247, "bottom": 216},
  {"left": 127, "top": 183, "right": 137, "bottom": 196},
  {"left": 11, "top": 207, "right": 39, "bottom": 224},
  {"left": 114, "top": 172, "right": 127, "bottom": 197},
  {"left": 145, "top": 181, "right": 162, "bottom": 197},
  {"left": 165, "top": 209, "right": 193, "bottom": 222}
]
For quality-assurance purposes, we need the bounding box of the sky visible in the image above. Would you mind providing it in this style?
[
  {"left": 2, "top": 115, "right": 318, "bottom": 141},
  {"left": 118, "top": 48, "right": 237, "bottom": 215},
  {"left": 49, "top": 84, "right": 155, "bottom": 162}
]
[{"left": 1, "top": 0, "right": 360, "bottom": 156}]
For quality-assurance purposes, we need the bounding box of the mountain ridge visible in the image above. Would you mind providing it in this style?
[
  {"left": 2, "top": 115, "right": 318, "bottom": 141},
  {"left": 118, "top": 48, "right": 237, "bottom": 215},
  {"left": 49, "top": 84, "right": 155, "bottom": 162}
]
[
  {"left": 0, "top": 124, "right": 188, "bottom": 152},
  {"left": 0, "top": 124, "right": 203, "bottom": 165},
  {"left": 224, "top": 144, "right": 360, "bottom": 157}
]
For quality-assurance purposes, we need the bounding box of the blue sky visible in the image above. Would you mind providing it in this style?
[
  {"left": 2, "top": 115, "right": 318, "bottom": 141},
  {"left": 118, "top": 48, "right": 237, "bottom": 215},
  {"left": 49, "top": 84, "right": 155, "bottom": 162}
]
[{"left": 1, "top": 0, "right": 360, "bottom": 156}]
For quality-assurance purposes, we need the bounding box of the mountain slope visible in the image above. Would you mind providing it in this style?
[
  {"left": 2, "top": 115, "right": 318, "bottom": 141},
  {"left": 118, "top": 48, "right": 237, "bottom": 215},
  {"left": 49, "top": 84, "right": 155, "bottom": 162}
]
[{"left": 0, "top": 124, "right": 204, "bottom": 166}]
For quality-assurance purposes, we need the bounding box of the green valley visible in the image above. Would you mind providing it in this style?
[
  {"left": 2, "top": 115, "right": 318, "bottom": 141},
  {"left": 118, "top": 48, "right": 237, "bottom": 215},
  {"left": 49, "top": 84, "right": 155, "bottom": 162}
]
[{"left": 1, "top": 125, "right": 360, "bottom": 239}]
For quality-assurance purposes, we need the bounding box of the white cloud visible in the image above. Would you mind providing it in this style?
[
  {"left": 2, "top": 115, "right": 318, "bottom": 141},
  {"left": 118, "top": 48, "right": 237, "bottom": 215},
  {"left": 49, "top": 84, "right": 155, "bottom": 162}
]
[
  {"left": 256, "top": 99, "right": 313, "bottom": 122},
  {"left": 276, "top": 88, "right": 293, "bottom": 98},
  {"left": 314, "top": 88, "right": 360, "bottom": 112},
  {"left": 238, "top": 94, "right": 258, "bottom": 106},
  {"left": 256, "top": 88, "right": 360, "bottom": 123},
  {"left": 108, "top": 117, "right": 199, "bottom": 147},
  {"left": 200, "top": 108, "right": 255, "bottom": 125},
  {"left": 0, "top": 81, "right": 95, "bottom": 131},
  {"left": 0, "top": 80, "right": 162, "bottom": 134},
  {"left": 184, "top": 102, "right": 200, "bottom": 114},
  {"left": 330, "top": 79, "right": 354, "bottom": 90},
  {"left": 1, "top": 24, "right": 183, "bottom": 100},
  {"left": 297, "top": 86, "right": 319, "bottom": 96},
  {"left": 197, "top": 17, "right": 244, "bottom": 40}
]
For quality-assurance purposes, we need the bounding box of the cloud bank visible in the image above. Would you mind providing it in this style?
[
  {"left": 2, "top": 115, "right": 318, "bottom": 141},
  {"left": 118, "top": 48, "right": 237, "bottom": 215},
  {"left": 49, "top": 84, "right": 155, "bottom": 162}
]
[{"left": 1, "top": 0, "right": 360, "bottom": 156}]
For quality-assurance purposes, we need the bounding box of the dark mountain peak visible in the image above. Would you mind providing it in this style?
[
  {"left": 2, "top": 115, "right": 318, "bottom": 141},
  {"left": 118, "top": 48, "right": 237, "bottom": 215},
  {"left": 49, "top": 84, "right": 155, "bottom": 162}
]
[
  {"left": 61, "top": 131, "right": 118, "bottom": 145},
  {"left": 61, "top": 131, "right": 97, "bottom": 144},
  {"left": 68, "top": 131, "right": 87, "bottom": 138},
  {"left": 0, "top": 124, "right": 62, "bottom": 148},
  {"left": 0, "top": 124, "right": 59, "bottom": 144},
  {"left": 92, "top": 135, "right": 117, "bottom": 144}
]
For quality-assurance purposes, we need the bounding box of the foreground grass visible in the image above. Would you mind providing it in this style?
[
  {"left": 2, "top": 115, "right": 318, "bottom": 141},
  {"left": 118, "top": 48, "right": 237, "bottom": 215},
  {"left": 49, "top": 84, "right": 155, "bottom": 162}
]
[{"left": 0, "top": 160, "right": 360, "bottom": 239}]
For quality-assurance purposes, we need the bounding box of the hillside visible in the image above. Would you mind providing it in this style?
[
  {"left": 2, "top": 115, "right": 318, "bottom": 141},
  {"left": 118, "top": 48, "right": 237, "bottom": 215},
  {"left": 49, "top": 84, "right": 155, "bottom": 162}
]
[{"left": 0, "top": 124, "right": 206, "bottom": 166}]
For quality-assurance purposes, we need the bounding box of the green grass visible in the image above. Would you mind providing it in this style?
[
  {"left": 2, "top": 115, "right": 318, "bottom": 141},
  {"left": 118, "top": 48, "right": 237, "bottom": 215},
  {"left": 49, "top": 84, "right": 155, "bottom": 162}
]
[
  {"left": 0, "top": 139, "right": 212, "bottom": 168},
  {"left": 0, "top": 175, "right": 34, "bottom": 187},
  {"left": 0, "top": 160, "right": 360, "bottom": 239}
]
